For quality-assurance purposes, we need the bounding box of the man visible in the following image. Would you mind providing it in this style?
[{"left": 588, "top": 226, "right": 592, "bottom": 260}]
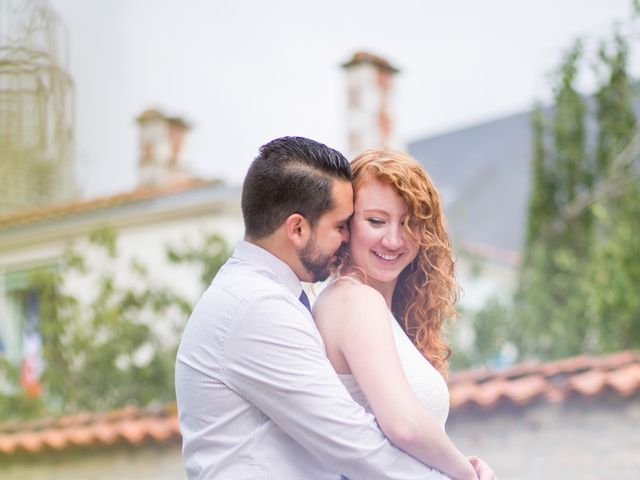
[{"left": 175, "top": 137, "right": 450, "bottom": 479}]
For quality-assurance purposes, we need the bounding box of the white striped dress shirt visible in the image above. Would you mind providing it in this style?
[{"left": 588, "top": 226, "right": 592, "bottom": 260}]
[{"left": 175, "top": 240, "right": 443, "bottom": 479}]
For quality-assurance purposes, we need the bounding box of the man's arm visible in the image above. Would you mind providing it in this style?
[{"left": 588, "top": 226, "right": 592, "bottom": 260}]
[{"left": 223, "top": 293, "right": 448, "bottom": 480}]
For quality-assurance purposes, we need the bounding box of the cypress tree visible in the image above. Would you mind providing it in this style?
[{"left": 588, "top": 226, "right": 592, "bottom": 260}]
[
  {"left": 515, "top": 41, "right": 593, "bottom": 358},
  {"left": 589, "top": 31, "right": 640, "bottom": 352},
  {"left": 515, "top": 31, "right": 639, "bottom": 360}
]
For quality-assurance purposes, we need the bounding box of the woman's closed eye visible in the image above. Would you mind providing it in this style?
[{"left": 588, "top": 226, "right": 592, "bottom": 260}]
[{"left": 367, "top": 217, "right": 385, "bottom": 226}]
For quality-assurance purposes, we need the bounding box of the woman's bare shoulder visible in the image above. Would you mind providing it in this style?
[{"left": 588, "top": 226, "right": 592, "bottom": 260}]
[{"left": 313, "top": 277, "right": 386, "bottom": 321}]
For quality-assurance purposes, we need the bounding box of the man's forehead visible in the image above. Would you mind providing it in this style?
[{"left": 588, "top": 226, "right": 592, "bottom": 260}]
[
  {"left": 334, "top": 180, "right": 353, "bottom": 204},
  {"left": 332, "top": 178, "right": 354, "bottom": 199}
]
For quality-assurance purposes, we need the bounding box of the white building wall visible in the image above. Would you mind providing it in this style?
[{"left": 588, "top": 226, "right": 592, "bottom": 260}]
[
  {"left": 0, "top": 213, "right": 243, "bottom": 300},
  {"left": 0, "top": 207, "right": 244, "bottom": 361}
]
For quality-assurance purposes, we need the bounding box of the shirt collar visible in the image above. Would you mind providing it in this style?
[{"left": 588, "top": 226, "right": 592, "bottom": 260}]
[{"left": 232, "top": 240, "right": 304, "bottom": 298}]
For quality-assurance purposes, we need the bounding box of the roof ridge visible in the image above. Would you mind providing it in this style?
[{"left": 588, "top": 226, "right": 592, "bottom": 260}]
[
  {"left": 449, "top": 350, "right": 640, "bottom": 412},
  {"left": 0, "top": 177, "right": 222, "bottom": 229}
]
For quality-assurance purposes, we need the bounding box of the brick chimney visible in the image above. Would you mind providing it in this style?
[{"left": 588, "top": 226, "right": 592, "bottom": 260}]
[
  {"left": 342, "top": 51, "right": 400, "bottom": 159},
  {"left": 135, "top": 108, "right": 192, "bottom": 188}
]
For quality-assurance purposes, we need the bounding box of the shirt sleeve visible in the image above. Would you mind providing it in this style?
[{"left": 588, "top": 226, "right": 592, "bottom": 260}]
[{"left": 223, "top": 292, "right": 446, "bottom": 480}]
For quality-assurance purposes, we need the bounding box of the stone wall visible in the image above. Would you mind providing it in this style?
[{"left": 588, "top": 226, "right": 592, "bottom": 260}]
[
  {"left": 2, "top": 443, "right": 185, "bottom": 480},
  {"left": 447, "top": 392, "right": 640, "bottom": 479}
]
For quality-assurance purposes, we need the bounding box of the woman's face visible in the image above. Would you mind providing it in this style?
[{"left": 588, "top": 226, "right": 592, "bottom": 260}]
[{"left": 349, "top": 174, "right": 420, "bottom": 292}]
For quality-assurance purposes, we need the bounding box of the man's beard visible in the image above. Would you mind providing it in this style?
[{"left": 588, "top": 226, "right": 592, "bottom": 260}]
[{"left": 299, "top": 236, "right": 337, "bottom": 282}]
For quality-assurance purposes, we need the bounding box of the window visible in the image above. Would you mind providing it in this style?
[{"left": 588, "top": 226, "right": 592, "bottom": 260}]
[{"left": 0, "top": 268, "right": 44, "bottom": 395}]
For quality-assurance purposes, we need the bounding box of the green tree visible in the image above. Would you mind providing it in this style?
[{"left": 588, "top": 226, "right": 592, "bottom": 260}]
[
  {"left": 595, "top": 32, "right": 636, "bottom": 177},
  {"left": 586, "top": 30, "right": 640, "bottom": 350},
  {"left": 514, "top": 26, "right": 639, "bottom": 360},
  {"left": 0, "top": 227, "right": 230, "bottom": 420},
  {"left": 167, "top": 231, "right": 230, "bottom": 289},
  {"left": 523, "top": 104, "right": 555, "bottom": 251},
  {"left": 450, "top": 296, "right": 511, "bottom": 371},
  {"left": 589, "top": 185, "right": 640, "bottom": 351},
  {"left": 515, "top": 41, "right": 595, "bottom": 358}
]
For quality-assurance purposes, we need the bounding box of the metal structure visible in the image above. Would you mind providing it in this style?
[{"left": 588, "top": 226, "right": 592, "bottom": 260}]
[{"left": 0, "top": 0, "right": 75, "bottom": 215}]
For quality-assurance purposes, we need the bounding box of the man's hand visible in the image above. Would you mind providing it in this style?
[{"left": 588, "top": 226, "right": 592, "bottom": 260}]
[{"left": 468, "top": 455, "right": 496, "bottom": 480}]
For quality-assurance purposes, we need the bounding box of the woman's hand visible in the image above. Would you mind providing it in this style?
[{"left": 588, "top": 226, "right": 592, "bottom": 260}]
[{"left": 468, "top": 455, "right": 496, "bottom": 480}]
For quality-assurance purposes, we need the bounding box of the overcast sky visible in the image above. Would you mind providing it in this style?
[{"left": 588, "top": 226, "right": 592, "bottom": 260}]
[{"left": 48, "top": 0, "right": 637, "bottom": 197}]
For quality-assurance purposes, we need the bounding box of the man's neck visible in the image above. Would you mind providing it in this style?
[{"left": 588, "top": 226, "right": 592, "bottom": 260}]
[{"left": 246, "top": 235, "right": 306, "bottom": 281}]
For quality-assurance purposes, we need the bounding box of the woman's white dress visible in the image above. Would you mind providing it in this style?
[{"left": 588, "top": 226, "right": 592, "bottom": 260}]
[
  {"left": 338, "top": 311, "right": 449, "bottom": 427},
  {"left": 337, "top": 310, "right": 453, "bottom": 479}
]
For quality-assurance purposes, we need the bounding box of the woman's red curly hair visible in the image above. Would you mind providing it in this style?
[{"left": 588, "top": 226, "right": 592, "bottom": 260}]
[{"left": 347, "top": 148, "right": 459, "bottom": 375}]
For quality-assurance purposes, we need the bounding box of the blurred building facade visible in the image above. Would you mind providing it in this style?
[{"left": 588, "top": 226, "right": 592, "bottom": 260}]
[
  {"left": 0, "top": 0, "right": 76, "bottom": 214},
  {"left": 0, "top": 105, "right": 243, "bottom": 385}
]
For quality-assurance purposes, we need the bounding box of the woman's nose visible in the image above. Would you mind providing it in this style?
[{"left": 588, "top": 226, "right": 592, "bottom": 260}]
[{"left": 381, "top": 227, "right": 403, "bottom": 249}]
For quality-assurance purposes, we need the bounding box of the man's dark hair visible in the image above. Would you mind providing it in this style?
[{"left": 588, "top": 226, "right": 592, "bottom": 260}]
[{"left": 241, "top": 136, "right": 352, "bottom": 239}]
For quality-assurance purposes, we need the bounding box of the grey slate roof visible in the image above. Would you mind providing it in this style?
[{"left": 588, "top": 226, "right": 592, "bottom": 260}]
[
  {"left": 409, "top": 111, "right": 532, "bottom": 254},
  {"left": 409, "top": 97, "right": 640, "bottom": 255}
]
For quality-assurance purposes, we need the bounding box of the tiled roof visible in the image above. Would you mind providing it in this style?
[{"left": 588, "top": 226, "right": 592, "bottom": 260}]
[
  {"left": 0, "top": 404, "right": 179, "bottom": 455},
  {"left": 409, "top": 109, "right": 533, "bottom": 253},
  {"left": 1, "top": 351, "right": 638, "bottom": 455},
  {"left": 449, "top": 350, "right": 640, "bottom": 412},
  {"left": 458, "top": 239, "right": 520, "bottom": 267},
  {"left": 0, "top": 177, "right": 218, "bottom": 230}
]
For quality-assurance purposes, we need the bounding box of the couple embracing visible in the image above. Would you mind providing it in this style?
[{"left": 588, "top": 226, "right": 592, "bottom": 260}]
[{"left": 175, "top": 137, "right": 496, "bottom": 480}]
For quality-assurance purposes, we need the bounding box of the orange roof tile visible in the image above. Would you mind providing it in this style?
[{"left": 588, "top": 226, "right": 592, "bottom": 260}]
[
  {"left": 0, "top": 177, "right": 220, "bottom": 230},
  {"left": 448, "top": 350, "right": 640, "bottom": 412},
  {"left": 458, "top": 239, "right": 521, "bottom": 267},
  {"left": 0, "top": 404, "right": 180, "bottom": 455}
]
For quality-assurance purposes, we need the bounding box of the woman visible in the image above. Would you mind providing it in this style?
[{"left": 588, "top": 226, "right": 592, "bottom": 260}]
[{"left": 313, "top": 148, "right": 495, "bottom": 480}]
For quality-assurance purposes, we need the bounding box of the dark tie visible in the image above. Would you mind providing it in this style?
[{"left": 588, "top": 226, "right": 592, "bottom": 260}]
[{"left": 299, "top": 290, "right": 311, "bottom": 312}]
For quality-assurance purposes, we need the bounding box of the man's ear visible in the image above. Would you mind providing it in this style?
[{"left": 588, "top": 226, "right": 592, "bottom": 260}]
[{"left": 284, "top": 213, "right": 310, "bottom": 247}]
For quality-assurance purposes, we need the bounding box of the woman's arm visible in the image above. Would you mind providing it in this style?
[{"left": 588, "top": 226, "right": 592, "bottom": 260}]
[{"left": 315, "top": 282, "right": 477, "bottom": 480}]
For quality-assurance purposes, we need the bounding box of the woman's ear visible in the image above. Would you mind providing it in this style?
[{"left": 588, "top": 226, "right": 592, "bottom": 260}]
[{"left": 284, "top": 213, "right": 310, "bottom": 247}]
